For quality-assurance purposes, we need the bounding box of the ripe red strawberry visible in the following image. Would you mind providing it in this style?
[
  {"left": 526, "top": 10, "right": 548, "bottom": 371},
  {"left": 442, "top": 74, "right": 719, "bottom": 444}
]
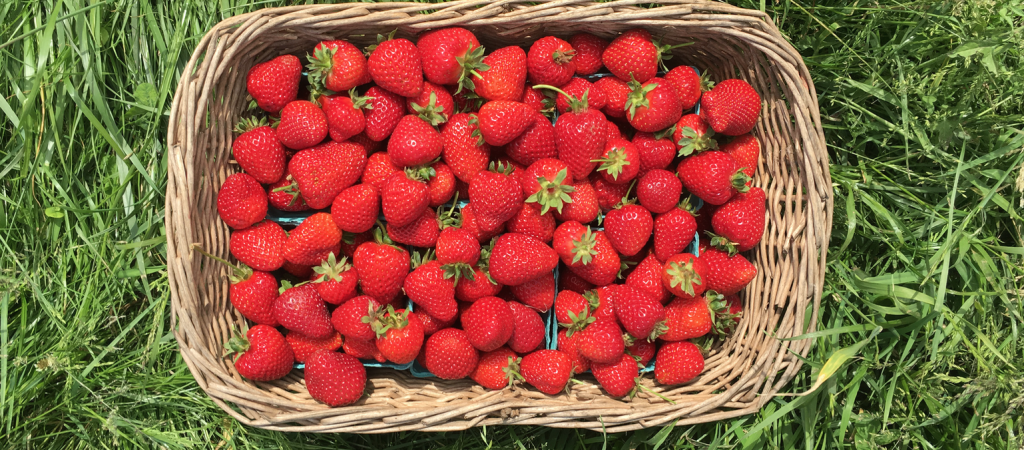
[
  {"left": 367, "top": 35, "right": 423, "bottom": 98},
  {"left": 436, "top": 226, "right": 481, "bottom": 266},
  {"left": 456, "top": 265, "right": 502, "bottom": 302},
  {"left": 589, "top": 175, "right": 629, "bottom": 213},
  {"left": 662, "top": 253, "right": 707, "bottom": 299},
  {"left": 613, "top": 287, "right": 666, "bottom": 340},
  {"left": 553, "top": 223, "right": 620, "bottom": 287},
  {"left": 406, "top": 82, "right": 455, "bottom": 121},
  {"left": 509, "top": 273, "right": 555, "bottom": 312},
  {"left": 711, "top": 187, "right": 765, "bottom": 253},
  {"left": 353, "top": 231, "right": 411, "bottom": 303},
  {"left": 699, "top": 79, "right": 760, "bottom": 136},
  {"left": 284, "top": 213, "right": 342, "bottom": 266},
  {"left": 506, "top": 112, "right": 558, "bottom": 166},
  {"left": 556, "top": 329, "right": 590, "bottom": 374},
  {"left": 226, "top": 265, "right": 279, "bottom": 327},
  {"left": 605, "top": 120, "right": 624, "bottom": 141},
  {"left": 553, "top": 179, "right": 600, "bottom": 224},
  {"left": 331, "top": 184, "right": 378, "bottom": 234},
  {"left": 404, "top": 258, "right": 458, "bottom": 321},
  {"left": 518, "top": 350, "right": 572, "bottom": 395},
  {"left": 602, "top": 28, "right": 674, "bottom": 83},
  {"left": 554, "top": 290, "right": 591, "bottom": 326},
  {"left": 381, "top": 171, "right": 431, "bottom": 227},
  {"left": 246, "top": 55, "right": 301, "bottom": 113},
  {"left": 654, "top": 341, "right": 704, "bottom": 385},
  {"left": 276, "top": 100, "right": 328, "bottom": 150},
  {"left": 321, "top": 92, "right": 368, "bottom": 143},
  {"left": 229, "top": 325, "right": 294, "bottom": 381},
  {"left": 273, "top": 283, "right": 333, "bottom": 339},
  {"left": 417, "top": 27, "right": 483, "bottom": 87},
  {"left": 230, "top": 220, "right": 286, "bottom": 272},
  {"left": 331, "top": 295, "right": 381, "bottom": 341},
  {"left": 425, "top": 328, "right": 479, "bottom": 379},
  {"left": 472, "top": 46, "right": 527, "bottom": 102},
  {"left": 477, "top": 100, "right": 534, "bottom": 146},
  {"left": 232, "top": 118, "right": 285, "bottom": 184},
  {"left": 527, "top": 36, "right": 576, "bottom": 87},
  {"left": 545, "top": 89, "right": 607, "bottom": 180},
  {"left": 488, "top": 233, "right": 558, "bottom": 286},
  {"left": 604, "top": 203, "right": 654, "bottom": 257},
  {"left": 364, "top": 86, "right": 406, "bottom": 141},
  {"left": 592, "top": 353, "right": 641, "bottom": 397},
  {"left": 362, "top": 151, "right": 402, "bottom": 191},
  {"left": 441, "top": 113, "right": 492, "bottom": 183},
  {"left": 217, "top": 173, "right": 267, "bottom": 230},
  {"left": 281, "top": 260, "right": 314, "bottom": 278},
  {"left": 626, "top": 338, "right": 656, "bottom": 366},
  {"left": 304, "top": 351, "right": 367, "bottom": 406},
  {"left": 654, "top": 204, "right": 697, "bottom": 262},
  {"left": 371, "top": 307, "right": 425, "bottom": 364},
  {"left": 678, "top": 151, "right": 750, "bottom": 206},
  {"left": 507, "top": 301, "right": 545, "bottom": 353},
  {"left": 559, "top": 268, "right": 594, "bottom": 293},
  {"left": 427, "top": 162, "right": 456, "bottom": 207},
  {"left": 286, "top": 331, "right": 343, "bottom": 364},
  {"left": 577, "top": 318, "right": 625, "bottom": 364},
  {"left": 308, "top": 40, "right": 370, "bottom": 93},
  {"left": 664, "top": 65, "right": 702, "bottom": 111},
  {"left": 289, "top": 140, "right": 367, "bottom": 209},
  {"left": 568, "top": 33, "right": 607, "bottom": 75},
  {"left": 625, "top": 77, "right": 683, "bottom": 132},
  {"left": 594, "top": 138, "right": 640, "bottom": 185},
  {"left": 470, "top": 346, "right": 517, "bottom": 390},
  {"left": 388, "top": 207, "right": 440, "bottom": 247},
  {"left": 637, "top": 169, "right": 682, "bottom": 214},
  {"left": 460, "top": 203, "right": 504, "bottom": 243},
  {"left": 342, "top": 336, "right": 385, "bottom": 362},
  {"left": 506, "top": 204, "right": 556, "bottom": 243},
  {"left": 267, "top": 169, "right": 310, "bottom": 212},
  {"left": 415, "top": 310, "right": 457, "bottom": 337},
  {"left": 554, "top": 78, "right": 607, "bottom": 113},
  {"left": 672, "top": 113, "right": 718, "bottom": 156},
  {"left": 626, "top": 253, "right": 671, "bottom": 304},
  {"left": 594, "top": 76, "right": 630, "bottom": 118},
  {"left": 310, "top": 253, "right": 358, "bottom": 305},
  {"left": 468, "top": 164, "right": 524, "bottom": 232},
  {"left": 721, "top": 134, "right": 760, "bottom": 178},
  {"left": 389, "top": 115, "right": 444, "bottom": 168},
  {"left": 632, "top": 132, "right": 676, "bottom": 175},
  {"left": 522, "top": 159, "right": 574, "bottom": 214},
  {"left": 661, "top": 296, "right": 711, "bottom": 341},
  {"left": 700, "top": 247, "right": 756, "bottom": 295},
  {"left": 589, "top": 287, "right": 619, "bottom": 323}
]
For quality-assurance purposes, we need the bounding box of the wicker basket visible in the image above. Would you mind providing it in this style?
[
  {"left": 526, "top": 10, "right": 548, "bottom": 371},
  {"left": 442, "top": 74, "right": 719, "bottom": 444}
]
[{"left": 166, "top": 0, "right": 832, "bottom": 433}]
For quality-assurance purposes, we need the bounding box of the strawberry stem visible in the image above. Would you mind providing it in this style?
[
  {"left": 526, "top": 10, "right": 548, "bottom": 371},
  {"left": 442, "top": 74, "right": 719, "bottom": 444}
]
[
  {"left": 191, "top": 244, "right": 252, "bottom": 283},
  {"left": 532, "top": 84, "right": 589, "bottom": 114}
]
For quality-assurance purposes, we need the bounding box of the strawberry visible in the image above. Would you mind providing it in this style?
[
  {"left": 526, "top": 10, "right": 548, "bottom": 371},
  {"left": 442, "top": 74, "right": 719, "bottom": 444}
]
[
  {"left": 594, "top": 138, "right": 640, "bottom": 185},
  {"left": 424, "top": 328, "right": 479, "bottom": 379},
  {"left": 720, "top": 134, "right": 760, "bottom": 178},
  {"left": 472, "top": 46, "right": 527, "bottom": 102},
  {"left": 591, "top": 175, "right": 631, "bottom": 213},
  {"left": 217, "top": 173, "right": 267, "bottom": 230},
  {"left": 556, "top": 329, "right": 590, "bottom": 374},
  {"left": 677, "top": 151, "right": 750, "bottom": 205},
  {"left": 289, "top": 140, "right": 367, "bottom": 209},
  {"left": 626, "top": 338, "right": 656, "bottom": 366},
  {"left": 364, "top": 86, "right": 406, "bottom": 141},
  {"left": 664, "top": 65, "right": 702, "bottom": 111},
  {"left": 507, "top": 301, "right": 545, "bottom": 353},
  {"left": 506, "top": 204, "right": 556, "bottom": 243},
  {"left": 592, "top": 353, "right": 641, "bottom": 397},
  {"left": 527, "top": 36, "right": 576, "bottom": 87},
  {"left": 522, "top": 159, "right": 574, "bottom": 214},
  {"left": 672, "top": 113, "right": 718, "bottom": 156},
  {"left": 509, "top": 273, "right": 555, "bottom": 312},
  {"left": 553, "top": 223, "right": 620, "bottom": 287},
  {"left": 416, "top": 27, "right": 484, "bottom": 87},
  {"left": 304, "top": 351, "right": 367, "bottom": 406},
  {"left": 349, "top": 131, "right": 382, "bottom": 154},
  {"left": 637, "top": 169, "right": 682, "bottom": 214},
  {"left": 441, "top": 113, "right": 492, "bottom": 183},
  {"left": 232, "top": 118, "right": 285, "bottom": 184},
  {"left": 654, "top": 341, "right": 704, "bottom": 385},
  {"left": 468, "top": 163, "right": 524, "bottom": 232},
  {"left": 604, "top": 203, "right": 654, "bottom": 257},
  {"left": 367, "top": 34, "right": 423, "bottom": 98},
  {"left": 286, "top": 331, "right": 343, "bottom": 364},
  {"left": 227, "top": 267, "right": 280, "bottom": 327},
  {"left": 276, "top": 100, "right": 328, "bottom": 150},
  {"left": 246, "top": 55, "right": 301, "bottom": 113},
  {"left": 281, "top": 260, "right": 314, "bottom": 278},
  {"left": 518, "top": 350, "right": 572, "bottom": 395},
  {"left": 568, "top": 33, "right": 607, "bottom": 75},
  {"left": 554, "top": 290, "right": 591, "bottom": 326},
  {"left": 625, "top": 77, "right": 683, "bottom": 132},
  {"left": 559, "top": 268, "right": 594, "bottom": 293},
  {"left": 389, "top": 114, "right": 445, "bottom": 168},
  {"left": 273, "top": 283, "right": 333, "bottom": 339},
  {"left": 308, "top": 40, "right": 371, "bottom": 93},
  {"left": 710, "top": 187, "right": 765, "bottom": 253},
  {"left": 321, "top": 91, "right": 368, "bottom": 143},
  {"left": 406, "top": 82, "right": 455, "bottom": 121},
  {"left": 427, "top": 162, "right": 456, "bottom": 207},
  {"left": 462, "top": 296, "right": 515, "bottom": 351},
  {"left": 284, "top": 213, "right": 342, "bottom": 266},
  {"left": 342, "top": 336, "right": 385, "bottom": 362},
  {"left": 381, "top": 170, "right": 431, "bottom": 227},
  {"left": 353, "top": 229, "right": 411, "bottom": 303},
  {"left": 230, "top": 220, "right": 286, "bottom": 272},
  {"left": 331, "top": 184, "right": 379, "bottom": 234},
  {"left": 552, "top": 179, "right": 600, "bottom": 224},
  {"left": 470, "top": 346, "right": 518, "bottom": 390},
  {"left": 605, "top": 120, "right": 624, "bottom": 141},
  {"left": 661, "top": 296, "right": 711, "bottom": 341},
  {"left": 371, "top": 307, "right": 425, "bottom": 364},
  {"left": 456, "top": 265, "right": 502, "bottom": 302},
  {"left": 229, "top": 325, "right": 294, "bottom": 381},
  {"left": 268, "top": 169, "right": 310, "bottom": 212},
  {"left": 613, "top": 286, "right": 666, "bottom": 340},
  {"left": 662, "top": 253, "right": 707, "bottom": 299},
  {"left": 362, "top": 151, "right": 402, "bottom": 191},
  {"left": 477, "top": 100, "right": 534, "bottom": 146},
  {"left": 577, "top": 318, "right": 625, "bottom": 364},
  {"left": 632, "top": 132, "right": 676, "bottom": 175},
  {"left": 626, "top": 253, "right": 671, "bottom": 304},
  {"left": 554, "top": 78, "right": 607, "bottom": 113},
  {"left": 653, "top": 202, "right": 697, "bottom": 262},
  {"left": 331, "top": 295, "right": 381, "bottom": 341},
  {"left": 415, "top": 310, "right": 457, "bottom": 337},
  {"left": 436, "top": 226, "right": 481, "bottom": 266},
  {"left": 594, "top": 76, "right": 630, "bottom": 118},
  {"left": 404, "top": 257, "right": 458, "bottom": 321},
  {"left": 603, "top": 29, "right": 684, "bottom": 83},
  {"left": 521, "top": 85, "right": 553, "bottom": 114},
  {"left": 388, "top": 206, "right": 440, "bottom": 247},
  {"left": 461, "top": 203, "right": 504, "bottom": 243},
  {"left": 699, "top": 79, "right": 760, "bottom": 136},
  {"left": 309, "top": 253, "right": 358, "bottom": 305},
  {"left": 540, "top": 87, "right": 607, "bottom": 180},
  {"left": 506, "top": 112, "right": 558, "bottom": 166},
  {"left": 488, "top": 233, "right": 559, "bottom": 286},
  {"left": 700, "top": 247, "right": 756, "bottom": 295}
]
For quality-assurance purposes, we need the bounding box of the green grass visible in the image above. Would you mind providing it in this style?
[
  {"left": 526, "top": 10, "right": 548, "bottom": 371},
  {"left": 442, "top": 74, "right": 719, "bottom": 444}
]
[{"left": 1, "top": 0, "right": 1022, "bottom": 448}]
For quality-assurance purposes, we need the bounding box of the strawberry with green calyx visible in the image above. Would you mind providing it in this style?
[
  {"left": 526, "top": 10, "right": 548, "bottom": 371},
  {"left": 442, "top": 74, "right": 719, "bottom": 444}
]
[
  {"left": 331, "top": 295, "right": 382, "bottom": 341},
  {"left": 604, "top": 197, "right": 653, "bottom": 258},
  {"left": 442, "top": 113, "right": 491, "bottom": 184},
  {"left": 226, "top": 325, "right": 294, "bottom": 381},
  {"left": 229, "top": 220, "right": 287, "bottom": 272},
  {"left": 286, "top": 331, "right": 343, "bottom": 364},
  {"left": 527, "top": 36, "right": 576, "bottom": 87},
  {"left": 592, "top": 138, "right": 640, "bottom": 185},
  {"left": 468, "top": 161, "right": 524, "bottom": 233},
  {"left": 663, "top": 65, "right": 703, "bottom": 111},
  {"left": 613, "top": 286, "right": 667, "bottom": 341},
  {"left": 366, "top": 31, "right": 423, "bottom": 98},
  {"left": 653, "top": 198, "right": 698, "bottom": 262},
  {"left": 454, "top": 238, "right": 502, "bottom": 302},
  {"left": 370, "top": 306, "right": 425, "bottom": 365},
  {"left": 554, "top": 290, "right": 593, "bottom": 330},
  {"left": 521, "top": 85, "right": 555, "bottom": 115},
  {"left": 516, "top": 350, "right": 573, "bottom": 395},
  {"left": 306, "top": 40, "right": 370, "bottom": 93},
  {"left": 268, "top": 169, "right": 310, "bottom": 212},
  {"left": 232, "top": 117, "right": 286, "bottom": 184},
  {"left": 625, "top": 336, "right": 656, "bottom": 366},
  {"left": 556, "top": 328, "right": 590, "bottom": 374},
  {"left": 625, "top": 76, "right": 683, "bottom": 133},
  {"left": 381, "top": 169, "right": 432, "bottom": 228},
  {"left": 217, "top": 173, "right": 267, "bottom": 230},
  {"left": 709, "top": 186, "right": 765, "bottom": 254},
  {"left": 310, "top": 252, "right": 358, "bottom": 306},
  {"left": 353, "top": 225, "right": 411, "bottom": 305},
  {"left": 193, "top": 244, "right": 279, "bottom": 326},
  {"left": 404, "top": 250, "right": 458, "bottom": 322},
  {"left": 427, "top": 161, "right": 457, "bottom": 207},
  {"left": 552, "top": 221, "right": 621, "bottom": 287},
  {"left": 389, "top": 94, "right": 447, "bottom": 168},
  {"left": 661, "top": 253, "right": 707, "bottom": 299},
  {"left": 677, "top": 151, "right": 750, "bottom": 206},
  {"left": 532, "top": 85, "right": 607, "bottom": 180},
  {"left": 305, "top": 350, "right": 367, "bottom": 407},
  {"left": 591, "top": 352, "right": 643, "bottom": 398},
  {"left": 322, "top": 89, "right": 370, "bottom": 143},
  {"left": 654, "top": 340, "right": 704, "bottom": 386},
  {"left": 273, "top": 283, "right": 334, "bottom": 339},
  {"left": 699, "top": 78, "right": 761, "bottom": 136},
  {"left": 699, "top": 247, "right": 756, "bottom": 296},
  {"left": 523, "top": 158, "right": 575, "bottom": 214},
  {"left": 472, "top": 46, "right": 527, "bottom": 102},
  {"left": 673, "top": 113, "right": 719, "bottom": 156},
  {"left": 416, "top": 27, "right": 485, "bottom": 90},
  {"left": 247, "top": 55, "right": 302, "bottom": 113},
  {"left": 553, "top": 78, "right": 607, "bottom": 113},
  {"left": 470, "top": 346, "right": 519, "bottom": 390},
  {"left": 407, "top": 83, "right": 455, "bottom": 123},
  {"left": 552, "top": 179, "right": 600, "bottom": 224}
]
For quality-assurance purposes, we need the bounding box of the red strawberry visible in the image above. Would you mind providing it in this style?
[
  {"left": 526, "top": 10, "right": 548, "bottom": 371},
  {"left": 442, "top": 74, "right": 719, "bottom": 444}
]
[
  {"left": 603, "top": 29, "right": 683, "bottom": 83},
  {"left": 286, "top": 331, "right": 343, "bottom": 364},
  {"left": 507, "top": 301, "right": 545, "bottom": 353},
  {"left": 209, "top": 252, "right": 278, "bottom": 326},
  {"left": 506, "top": 112, "right": 558, "bottom": 167},
  {"left": 527, "top": 36, "right": 576, "bottom": 87},
  {"left": 509, "top": 273, "right": 555, "bottom": 312},
  {"left": 229, "top": 325, "right": 294, "bottom": 381},
  {"left": 594, "top": 76, "right": 630, "bottom": 118},
  {"left": 372, "top": 307, "right": 424, "bottom": 364},
  {"left": 662, "top": 253, "right": 707, "bottom": 299},
  {"left": 331, "top": 295, "right": 381, "bottom": 341},
  {"left": 472, "top": 46, "right": 527, "bottom": 102},
  {"left": 613, "top": 287, "right": 666, "bottom": 340},
  {"left": 577, "top": 318, "right": 625, "bottom": 364},
  {"left": 425, "top": 328, "right": 479, "bottom": 379},
  {"left": 415, "top": 310, "right": 457, "bottom": 337},
  {"left": 246, "top": 55, "right": 301, "bottom": 113},
  {"left": 381, "top": 170, "right": 430, "bottom": 227},
  {"left": 677, "top": 151, "right": 750, "bottom": 206},
  {"left": 284, "top": 213, "right": 342, "bottom": 266},
  {"left": 627, "top": 253, "right": 672, "bottom": 304},
  {"left": 488, "top": 233, "right": 559, "bottom": 286},
  {"left": 506, "top": 204, "right": 556, "bottom": 243},
  {"left": 389, "top": 114, "right": 444, "bottom": 168},
  {"left": 417, "top": 27, "right": 483, "bottom": 87},
  {"left": 233, "top": 118, "right": 285, "bottom": 184},
  {"left": 427, "top": 162, "right": 456, "bottom": 207},
  {"left": 591, "top": 175, "right": 631, "bottom": 213},
  {"left": 304, "top": 351, "right": 366, "bottom": 406},
  {"left": 342, "top": 336, "right": 385, "bottom": 362},
  {"left": 627, "top": 339, "right": 655, "bottom": 366},
  {"left": 353, "top": 230, "right": 411, "bottom": 304},
  {"left": 653, "top": 203, "right": 697, "bottom": 262},
  {"left": 556, "top": 329, "right": 590, "bottom": 374},
  {"left": 477, "top": 101, "right": 534, "bottom": 146},
  {"left": 387, "top": 206, "right": 440, "bottom": 247},
  {"left": 273, "top": 284, "right": 333, "bottom": 339},
  {"left": 331, "top": 184, "right": 379, "bottom": 234},
  {"left": 592, "top": 353, "right": 641, "bottom": 397},
  {"left": 310, "top": 253, "right": 358, "bottom": 305},
  {"left": 559, "top": 268, "right": 594, "bottom": 293},
  {"left": 554, "top": 290, "right": 591, "bottom": 327},
  {"left": 470, "top": 346, "right": 517, "bottom": 390},
  {"left": 436, "top": 226, "right": 481, "bottom": 266},
  {"left": 710, "top": 187, "right": 765, "bottom": 253},
  {"left": 554, "top": 78, "right": 607, "bottom": 113},
  {"left": 720, "top": 134, "right": 760, "bottom": 178},
  {"left": 404, "top": 258, "right": 458, "bottom": 321},
  {"left": 321, "top": 92, "right": 368, "bottom": 143},
  {"left": 308, "top": 40, "right": 371, "bottom": 92},
  {"left": 281, "top": 260, "right": 314, "bottom": 278},
  {"left": 289, "top": 140, "right": 367, "bottom": 209},
  {"left": 553, "top": 179, "right": 600, "bottom": 224},
  {"left": 364, "top": 86, "right": 406, "bottom": 141},
  {"left": 367, "top": 36, "right": 423, "bottom": 98},
  {"left": 522, "top": 159, "right": 574, "bottom": 214},
  {"left": 594, "top": 138, "right": 640, "bottom": 185},
  {"left": 217, "top": 173, "right": 267, "bottom": 230},
  {"left": 441, "top": 113, "right": 492, "bottom": 183},
  {"left": 462, "top": 296, "right": 515, "bottom": 352},
  {"left": 553, "top": 223, "right": 620, "bottom": 287},
  {"left": 518, "top": 350, "right": 572, "bottom": 395},
  {"left": 468, "top": 164, "right": 524, "bottom": 232},
  {"left": 605, "top": 120, "right": 624, "bottom": 141},
  {"left": 661, "top": 296, "right": 711, "bottom": 341},
  {"left": 362, "top": 151, "right": 402, "bottom": 191},
  {"left": 664, "top": 66, "right": 702, "bottom": 111},
  {"left": 268, "top": 169, "right": 310, "bottom": 212},
  {"left": 456, "top": 265, "right": 502, "bottom": 302},
  {"left": 544, "top": 88, "right": 607, "bottom": 180},
  {"left": 460, "top": 202, "right": 504, "bottom": 243},
  {"left": 632, "top": 132, "right": 676, "bottom": 175},
  {"left": 521, "top": 85, "right": 553, "bottom": 114},
  {"left": 700, "top": 247, "right": 756, "bottom": 295},
  {"left": 637, "top": 169, "right": 682, "bottom": 214},
  {"left": 406, "top": 82, "right": 455, "bottom": 121},
  {"left": 699, "top": 79, "right": 760, "bottom": 136},
  {"left": 672, "top": 113, "right": 718, "bottom": 156},
  {"left": 654, "top": 341, "right": 704, "bottom": 385},
  {"left": 568, "top": 33, "right": 607, "bottom": 75},
  {"left": 276, "top": 100, "right": 328, "bottom": 150},
  {"left": 625, "top": 77, "right": 683, "bottom": 132},
  {"left": 604, "top": 203, "right": 654, "bottom": 257},
  {"left": 230, "top": 220, "right": 286, "bottom": 272}
]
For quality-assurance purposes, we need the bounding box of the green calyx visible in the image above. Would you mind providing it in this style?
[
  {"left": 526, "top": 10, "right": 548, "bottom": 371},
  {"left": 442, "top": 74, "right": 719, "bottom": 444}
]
[
  {"left": 233, "top": 116, "right": 268, "bottom": 134},
  {"left": 560, "top": 308, "right": 596, "bottom": 338},
  {"left": 592, "top": 147, "right": 632, "bottom": 181},
  {"left": 653, "top": 125, "right": 676, "bottom": 141},
  {"left": 223, "top": 331, "right": 250, "bottom": 359},
  {"left": 312, "top": 252, "right": 351, "bottom": 283},
  {"left": 441, "top": 262, "right": 476, "bottom": 287},
  {"left": 410, "top": 249, "right": 436, "bottom": 269},
  {"left": 477, "top": 237, "right": 499, "bottom": 286},
  {"left": 468, "top": 114, "right": 486, "bottom": 146},
  {"left": 456, "top": 45, "right": 489, "bottom": 94},
  {"left": 191, "top": 244, "right": 252, "bottom": 284},
  {"left": 372, "top": 222, "right": 400, "bottom": 249},
  {"left": 707, "top": 232, "right": 741, "bottom": 257},
  {"left": 678, "top": 195, "right": 697, "bottom": 213},
  {"left": 654, "top": 38, "right": 694, "bottom": 71},
  {"left": 305, "top": 45, "right": 337, "bottom": 93},
  {"left": 676, "top": 126, "right": 718, "bottom": 156},
  {"left": 699, "top": 71, "right": 716, "bottom": 92},
  {"left": 369, "top": 305, "right": 410, "bottom": 338},
  {"left": 437, "top": 193, "right": 461, "bottom": 230},
  {"left": 666, "top": 259, "right": 702, "bottom": 296},
  {"left": 730, "top": 169, "right": 752, "bottom": 193},
  {"left": 364, "top": 30, "right": 398, "bottom": 56},
  {"left": 525, "top": 168, "right": 575, "bottom": 214},
  {"left": 349, "top": 88, "right": 372, "bottom": 110},
  {"left": 412, "top": 91, "right": 448, "bottom": 126},
  {"left": 504, "top": 356, "right": 525, "bottom": 387},
  {"left": 488, "top": 160, "right": 515, "bottom": 176},
  {"left": 625, "top": 76, "right": 657, "bottom": 120},
  {"left": 406, "top": 166, "right": 437, "bottom": 183},
  {"left": 532, "top": 84, "right": 589, "bottom": 114},
  {"left": 570, "top": 227, "right": 600, "bottom": 266}
]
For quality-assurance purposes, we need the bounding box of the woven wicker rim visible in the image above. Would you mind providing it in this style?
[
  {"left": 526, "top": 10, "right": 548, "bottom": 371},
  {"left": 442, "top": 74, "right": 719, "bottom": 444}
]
[{"left": 166, "top": 0, "right": 832, "bottom": 433}]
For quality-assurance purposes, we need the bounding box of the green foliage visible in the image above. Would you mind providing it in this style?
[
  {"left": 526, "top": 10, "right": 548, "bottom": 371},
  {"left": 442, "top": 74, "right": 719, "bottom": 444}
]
[{"left": 0, "top": 0, "right": 1021, "bottom": 448}]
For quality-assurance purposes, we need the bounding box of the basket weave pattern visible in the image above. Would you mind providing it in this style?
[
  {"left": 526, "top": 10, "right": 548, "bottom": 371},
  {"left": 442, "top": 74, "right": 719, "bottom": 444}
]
[{"left": 166, "top": 0, "right": 832, "bottom": 433}]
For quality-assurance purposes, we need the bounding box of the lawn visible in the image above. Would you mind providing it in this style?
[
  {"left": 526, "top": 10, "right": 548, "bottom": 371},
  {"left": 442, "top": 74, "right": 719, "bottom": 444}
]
[{"left": 1, "top": 0, "right": 1022, "bottom": 448}]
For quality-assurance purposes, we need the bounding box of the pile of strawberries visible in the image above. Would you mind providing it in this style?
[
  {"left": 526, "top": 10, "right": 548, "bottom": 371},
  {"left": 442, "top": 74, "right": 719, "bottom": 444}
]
[{"left": 210, "top": 27, "right": 765, "bottom": 407}]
